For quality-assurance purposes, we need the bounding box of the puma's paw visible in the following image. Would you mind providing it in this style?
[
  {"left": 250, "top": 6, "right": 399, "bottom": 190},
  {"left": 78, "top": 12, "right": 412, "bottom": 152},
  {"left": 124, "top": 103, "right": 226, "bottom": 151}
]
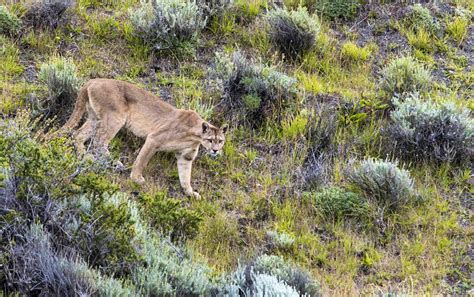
[
  {"left": 130, "top": 173, "right": 145, "bottom": 184},
  {"left": 185, "top": 189, "right": 201, "bottom": 199},
  {"left": 114, "top": 160, "right": 125, "bottom": 172}
]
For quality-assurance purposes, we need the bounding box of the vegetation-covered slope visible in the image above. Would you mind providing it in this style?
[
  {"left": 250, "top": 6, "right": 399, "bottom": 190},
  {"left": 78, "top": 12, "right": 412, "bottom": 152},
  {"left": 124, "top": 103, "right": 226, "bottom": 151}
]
[{"left": 1, "top": 0, "right": 473, "bottom": 295}]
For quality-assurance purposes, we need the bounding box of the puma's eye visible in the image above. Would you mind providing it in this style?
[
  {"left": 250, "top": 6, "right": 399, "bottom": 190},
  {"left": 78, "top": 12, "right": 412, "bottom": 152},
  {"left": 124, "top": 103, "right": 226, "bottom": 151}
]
[
  {"left": 219, "top": 140, "right": 223, "bottom": 144},
  {"left": 207, "top": 139, "right": 212, "bottom": 143}
]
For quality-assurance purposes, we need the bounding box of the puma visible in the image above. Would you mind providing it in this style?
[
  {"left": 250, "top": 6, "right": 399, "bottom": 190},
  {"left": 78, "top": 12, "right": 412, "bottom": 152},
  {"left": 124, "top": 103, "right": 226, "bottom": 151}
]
[{"left": 62, "top": 78, "right": 227, "bottom": 198}]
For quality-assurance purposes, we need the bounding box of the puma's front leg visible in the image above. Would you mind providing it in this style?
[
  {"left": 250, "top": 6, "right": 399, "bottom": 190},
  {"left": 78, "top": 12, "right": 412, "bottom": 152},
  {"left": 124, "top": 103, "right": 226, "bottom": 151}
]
[
  {"left": 131, "top": 136, "right": 158, "bottom": 184},
  {"left": 177, "top": 157, "right": 200, "bottom": 198}
]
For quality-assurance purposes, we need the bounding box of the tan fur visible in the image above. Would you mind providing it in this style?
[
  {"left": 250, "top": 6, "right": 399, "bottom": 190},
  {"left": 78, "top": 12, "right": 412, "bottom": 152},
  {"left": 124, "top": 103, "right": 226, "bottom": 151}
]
[{"left": 63, "top": 78, "right": 226, "bottom": 198}]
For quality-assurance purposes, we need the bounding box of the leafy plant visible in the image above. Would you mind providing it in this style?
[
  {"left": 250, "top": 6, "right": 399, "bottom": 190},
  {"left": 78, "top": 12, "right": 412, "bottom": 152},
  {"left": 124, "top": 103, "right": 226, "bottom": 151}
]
[
  {"left": 387, "top": 94, "right": 474, "bottom": 164},
  {"left": 380, "top": 56, "right": 431, "bottom": 97},
  {"left": 347, "top": 159, "right": 416, "bottom": 211},
  {"left": 0, "top": 5, "right": 21, "bottom": 35},
  {"left": 446, "top": 16, "right": 469, "bottom": 44},
  {"left": 341, "top": 41, "right": 371, "bottom": 64},
  {"left": 266, "top": 6, "right": 320, "bottom": 60},
  {"left": 130, "top": 0, "right": 207, "bottom": 51}
]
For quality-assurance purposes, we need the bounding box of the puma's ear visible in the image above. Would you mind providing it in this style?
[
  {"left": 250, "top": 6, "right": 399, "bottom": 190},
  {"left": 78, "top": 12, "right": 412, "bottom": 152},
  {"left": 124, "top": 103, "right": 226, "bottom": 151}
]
[
  {"left": 202, "top": 122, "right": 210, "bottom": 133},
  {"left": 220, "top": 124, "right": 228, "bottom": 134}
]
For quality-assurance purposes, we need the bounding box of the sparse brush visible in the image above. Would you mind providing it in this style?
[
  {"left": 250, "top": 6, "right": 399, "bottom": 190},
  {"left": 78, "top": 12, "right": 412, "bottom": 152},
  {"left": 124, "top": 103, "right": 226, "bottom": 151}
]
[
  {"left": 130, "top": 0, "right": 207, "bottom": 51},
  {"left": 38, "top": 56, "right": 81, "bottom": 123},
  {"left": 387, "top": 94, "right": 474, "bottom": 164},
  {"left": 303, "top": 101, "right": 337, "bottom": 189},
  {"left": 266, "top": 6, "right": 320, "bottom": 61},
  {"left": 197, "top": 0, "right": 234, "bottom": 18},
  {"left": 213, "top": 51, "right": 298, "bottom": 127},
  {"left": 24, "top": 0, "right": 73, "bottom": 30},
  {"left": 347, "top": 159, "right": 416, "bottom": 211},
  {"left": 0, "top": 5, "right": 21, "bottom": 35},
  {"left": 380, "top": 56, "right": 431, "bottom": 97}
]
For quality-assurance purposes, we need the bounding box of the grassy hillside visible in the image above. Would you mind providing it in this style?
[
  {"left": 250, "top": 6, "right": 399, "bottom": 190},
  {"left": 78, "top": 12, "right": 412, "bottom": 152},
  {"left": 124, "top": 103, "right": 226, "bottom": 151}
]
[{"left": 1, "top": 0, "right": 473, "bottom": 295}]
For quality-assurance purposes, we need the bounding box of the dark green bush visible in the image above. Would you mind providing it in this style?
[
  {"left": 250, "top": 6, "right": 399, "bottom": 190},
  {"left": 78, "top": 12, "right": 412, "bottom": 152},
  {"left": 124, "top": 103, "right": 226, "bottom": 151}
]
[
  {"left": 0, "top": 6, "right": 21, "bottom": 35},
  {"left": 404, "top": 4, "right": 440, "bottom": 34},
  {"left": 308, "top": 186, "right": 370, "bottom": 221},
  {"left": 138, "top": 191, "right": 202, "bottom": 241},
  {"left": 312, "top": 0, "right": 360, "bottom": 20}
]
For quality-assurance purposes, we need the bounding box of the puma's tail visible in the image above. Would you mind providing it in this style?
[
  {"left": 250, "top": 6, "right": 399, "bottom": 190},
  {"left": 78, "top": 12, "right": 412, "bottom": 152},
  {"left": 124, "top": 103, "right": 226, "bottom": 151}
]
[{"left": 62, "top": 85, "right": 89, "bottom": 130}]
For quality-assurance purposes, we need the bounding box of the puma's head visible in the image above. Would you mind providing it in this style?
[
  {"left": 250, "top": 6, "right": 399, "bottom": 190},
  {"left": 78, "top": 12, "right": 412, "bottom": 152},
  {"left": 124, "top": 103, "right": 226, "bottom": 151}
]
[{"left": 200, "top": 122, "right": 227, "bottom": 158}]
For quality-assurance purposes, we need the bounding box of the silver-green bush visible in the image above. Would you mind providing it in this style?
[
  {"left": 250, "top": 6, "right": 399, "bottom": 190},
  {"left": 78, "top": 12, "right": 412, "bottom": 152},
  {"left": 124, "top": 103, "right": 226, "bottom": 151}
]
[
  {"left": 221, "top": 254, "right": 320, "bottom": 296},
  {"left": 213, "top": 51, "right": 298, "bottom": 127},
  {"left": 130, "top": 0, "right": 207, "bottom": 51},
  {"left": 266, "top": 6, "right": 320, "bottom": 60},
  {"left": 347, "top": 159, "right": 416, "bottom": 211},
  {"left": 0, "top": 5, "right": 21, "bottom": 35},
  {"left": 387, "top": 95, "right": 474, "bottom": 163},
  {"left": 380, "top": 56, "right": 432, "bottom": 97},
  {"left": 39, "top": 57, "right": 81, "bottom": 121}
]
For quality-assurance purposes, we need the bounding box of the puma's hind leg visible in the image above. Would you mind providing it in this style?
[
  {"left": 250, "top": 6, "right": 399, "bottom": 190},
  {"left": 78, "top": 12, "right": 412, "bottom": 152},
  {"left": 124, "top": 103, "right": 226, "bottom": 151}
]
[{"left": 74, "top": 119, "right": 94, "bottom": 155}]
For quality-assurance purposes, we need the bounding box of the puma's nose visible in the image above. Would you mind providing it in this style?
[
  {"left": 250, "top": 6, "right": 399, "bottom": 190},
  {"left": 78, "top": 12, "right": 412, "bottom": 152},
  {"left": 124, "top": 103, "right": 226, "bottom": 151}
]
[{"left": 212, "top": 150, "right": 218, "bottom": 154}]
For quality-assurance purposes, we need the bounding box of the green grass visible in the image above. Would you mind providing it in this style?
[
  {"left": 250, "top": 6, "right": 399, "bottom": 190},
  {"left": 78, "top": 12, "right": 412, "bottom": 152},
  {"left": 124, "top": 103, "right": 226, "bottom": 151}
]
[{"left": 1, "top": 0, "right": 472, "bottom": 295}]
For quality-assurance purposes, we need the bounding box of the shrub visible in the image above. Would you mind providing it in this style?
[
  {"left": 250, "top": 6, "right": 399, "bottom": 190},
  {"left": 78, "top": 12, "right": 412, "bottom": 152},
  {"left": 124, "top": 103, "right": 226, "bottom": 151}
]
[
  {"left": 221, "top": 254, "right": 320, "bottom": 296},
  {"left": 130, "top": 0, "right": 207, "bottom": 51},
  {"left": 0, "top": 5, "right": 21, "bottom": 35},
  {"left": 341, "top": 41, "right": 371, "bottom": 64},
  {"left": 133, "top": 233, "right": 215, "bottom": 296},
  {"left": 266, "top": 230, "right": 295, "bottom": 251},
  {"left": 387, "top": 95, "right": 474, "bottom": 163},
  {"left": 38, "top": 57, "right": 81, "bottom": 122},
  {"left": 347, "top": 159, "right": 416, "bottom": 211},
  {"left": 309, "top": 186, "right": 370, "bottom": 221},
  {"left": 404, "top": 4, "right": 440, "bottom": 34},
  {"left": 3, "top": 223, "right": 96, "bottom": 296},
  {"left": 380, "top": 56, "right": 431, "bottom": 97},
  {"left": 266, "top": 6, "right": 320, "bottom": 61},
  {"left": 138, "top": 191, "right": 202, "bottom": 241},
  {"left": 24, "top": 0, "right": 73, "bottom": 30},
  {"left": 213, "top": 51, "right": 298, "bottom": 127},
  {"left": 312, "top": 0, "right": 359, "bottom": 20}
]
